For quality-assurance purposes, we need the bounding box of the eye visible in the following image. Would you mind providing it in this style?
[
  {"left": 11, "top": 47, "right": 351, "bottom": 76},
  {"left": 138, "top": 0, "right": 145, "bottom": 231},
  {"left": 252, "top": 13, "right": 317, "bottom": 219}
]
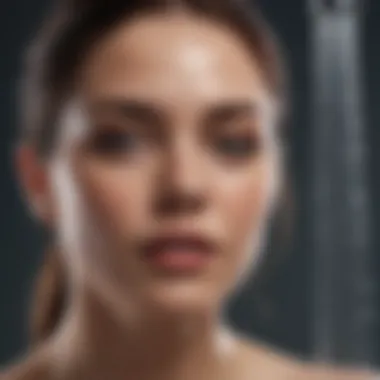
[
  {"left": 87, "top": 127, "right": 142, "bottom": 157},
  {"left": 214, "top": 134, "right": 262, "bottom": 158}
]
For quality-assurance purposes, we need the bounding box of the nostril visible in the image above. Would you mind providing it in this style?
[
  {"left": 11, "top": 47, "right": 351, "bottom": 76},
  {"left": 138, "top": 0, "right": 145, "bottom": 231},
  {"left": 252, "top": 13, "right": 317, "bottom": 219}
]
[{"left": 154, "top": 191, "right": 206, "bottom": 217}]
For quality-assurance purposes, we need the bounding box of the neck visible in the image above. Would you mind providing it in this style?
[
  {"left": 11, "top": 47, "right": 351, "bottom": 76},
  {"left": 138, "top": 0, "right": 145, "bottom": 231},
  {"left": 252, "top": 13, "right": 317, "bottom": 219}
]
[{"left": 49, "top": 286, "right": 236, "bottom": 380}]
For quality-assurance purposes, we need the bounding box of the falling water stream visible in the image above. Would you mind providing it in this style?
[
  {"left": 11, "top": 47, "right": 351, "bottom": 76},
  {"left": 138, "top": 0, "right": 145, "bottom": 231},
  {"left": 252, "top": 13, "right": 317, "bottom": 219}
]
[{"left": 308, "top": 0, "right": 375, "bottom": 365}]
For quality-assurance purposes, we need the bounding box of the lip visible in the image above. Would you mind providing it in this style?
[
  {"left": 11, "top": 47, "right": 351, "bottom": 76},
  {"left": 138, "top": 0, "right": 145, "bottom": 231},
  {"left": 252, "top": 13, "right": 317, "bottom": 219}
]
[{"left": 139, "top": 231, "right": 218, "bottom": 273}]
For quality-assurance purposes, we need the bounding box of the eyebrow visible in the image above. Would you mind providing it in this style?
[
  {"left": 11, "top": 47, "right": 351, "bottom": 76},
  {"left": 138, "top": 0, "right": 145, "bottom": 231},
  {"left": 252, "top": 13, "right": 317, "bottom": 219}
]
[
  {"left": 89, "top": 98, "right": 258, "bottom": 127},
  {"left": 203, "top": 102, "right": 258, "bottom": 126},
  {"left": 89, "top": 98, "right": 164, "bottom": 125}
]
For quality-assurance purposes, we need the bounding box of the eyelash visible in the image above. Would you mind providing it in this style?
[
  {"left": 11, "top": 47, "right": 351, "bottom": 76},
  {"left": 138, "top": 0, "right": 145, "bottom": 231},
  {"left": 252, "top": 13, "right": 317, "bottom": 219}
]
[
  {"left": 87, "top": 126, "right": 262, "bottom": 161},
  {"left": 88, "top": 129, "right": 142, "bottom": 157},
  {"left": 214, "top": 134, "right": 262, "bottom": 158}
]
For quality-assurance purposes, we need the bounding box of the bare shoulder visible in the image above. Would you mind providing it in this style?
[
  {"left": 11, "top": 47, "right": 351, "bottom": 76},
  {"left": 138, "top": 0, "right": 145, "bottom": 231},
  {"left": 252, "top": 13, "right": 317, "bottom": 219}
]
[
  {"left": 0, "top": 347, "right": 52, "bottom": 380},
  {"left": 301, "top": 362, "right": 379, "bottom": 380},
  {"left": 233, "top": 334, "right": 379, "bottom": 380},
  {"left": 232, "top": 333, "right": 307, "bottom": 379}
]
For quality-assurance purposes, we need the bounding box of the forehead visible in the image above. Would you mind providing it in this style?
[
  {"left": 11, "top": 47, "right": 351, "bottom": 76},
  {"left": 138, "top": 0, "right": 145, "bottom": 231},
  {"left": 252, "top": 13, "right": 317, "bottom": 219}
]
[{"left": 78, "top": 12, "right": 271, "bottom": 110}]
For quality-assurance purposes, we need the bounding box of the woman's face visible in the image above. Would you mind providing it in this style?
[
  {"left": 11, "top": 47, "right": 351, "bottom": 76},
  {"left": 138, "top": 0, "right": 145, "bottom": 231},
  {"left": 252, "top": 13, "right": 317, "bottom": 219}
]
[{"left": 26, "top": 13, "right": 281, "bottom": 315}]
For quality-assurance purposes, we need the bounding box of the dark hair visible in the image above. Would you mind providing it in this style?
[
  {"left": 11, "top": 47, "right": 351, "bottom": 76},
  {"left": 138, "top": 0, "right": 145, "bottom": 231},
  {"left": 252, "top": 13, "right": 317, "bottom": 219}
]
[{"left": 20, "top": 0, "right": 287, "bottom": 346}]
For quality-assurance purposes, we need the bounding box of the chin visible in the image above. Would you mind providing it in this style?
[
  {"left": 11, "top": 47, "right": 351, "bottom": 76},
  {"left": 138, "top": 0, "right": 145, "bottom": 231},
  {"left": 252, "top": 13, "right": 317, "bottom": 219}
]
[{"left": 141, "top": 281, "right": 224, "bottom": 316}]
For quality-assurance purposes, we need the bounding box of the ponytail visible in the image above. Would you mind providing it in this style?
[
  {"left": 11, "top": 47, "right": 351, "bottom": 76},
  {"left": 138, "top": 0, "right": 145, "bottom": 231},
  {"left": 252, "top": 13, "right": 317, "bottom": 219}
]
[{"left": 29, "top": 245, "right": 66, "bottom": 346}]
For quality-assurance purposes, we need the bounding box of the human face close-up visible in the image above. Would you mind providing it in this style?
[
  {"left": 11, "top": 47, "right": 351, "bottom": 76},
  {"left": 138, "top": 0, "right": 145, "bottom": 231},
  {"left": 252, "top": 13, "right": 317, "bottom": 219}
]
[{"left": 37, "top": 12, "right": 282, "bottom": 317}]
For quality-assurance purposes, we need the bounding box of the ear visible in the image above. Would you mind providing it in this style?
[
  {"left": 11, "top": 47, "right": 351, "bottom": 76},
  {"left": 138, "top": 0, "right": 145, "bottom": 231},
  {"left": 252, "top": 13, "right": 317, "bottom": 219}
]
[{"left": 15, "top": 144, "right": 54, "bottom": 226}]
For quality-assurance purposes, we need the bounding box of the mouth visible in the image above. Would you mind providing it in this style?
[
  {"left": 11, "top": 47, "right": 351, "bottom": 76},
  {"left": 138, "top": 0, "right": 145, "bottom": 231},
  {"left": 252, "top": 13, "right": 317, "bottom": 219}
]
[{"left": 139, "top": 232, "right": 218, "bottom": 274}]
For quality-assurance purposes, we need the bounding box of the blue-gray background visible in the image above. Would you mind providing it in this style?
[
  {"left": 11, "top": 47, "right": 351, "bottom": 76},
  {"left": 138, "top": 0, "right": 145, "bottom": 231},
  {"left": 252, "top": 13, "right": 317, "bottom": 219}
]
[{"left": 1, "top": 0, "right": 379, "bottom": 367}]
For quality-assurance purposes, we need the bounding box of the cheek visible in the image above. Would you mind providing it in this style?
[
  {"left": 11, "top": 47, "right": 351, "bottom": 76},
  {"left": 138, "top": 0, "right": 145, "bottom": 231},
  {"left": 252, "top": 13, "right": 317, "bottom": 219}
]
[
  {"left": 73, "top": 160, "right": 152, "bottom": 239},
  {"left": 50, "top": 155, "right": 156, "bottom": 287},
  {"left": 50, "top": 151, "right": 154, "bottom": 259},
  {"left": 218, "top": 157, "right": 279, "bottom": 264}
]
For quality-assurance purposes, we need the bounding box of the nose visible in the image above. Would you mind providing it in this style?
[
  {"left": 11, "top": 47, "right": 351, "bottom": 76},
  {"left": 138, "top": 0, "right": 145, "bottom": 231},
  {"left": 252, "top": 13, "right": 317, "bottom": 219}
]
[{"left": 154, "top": 138, "right": 208, "bottom": 217}]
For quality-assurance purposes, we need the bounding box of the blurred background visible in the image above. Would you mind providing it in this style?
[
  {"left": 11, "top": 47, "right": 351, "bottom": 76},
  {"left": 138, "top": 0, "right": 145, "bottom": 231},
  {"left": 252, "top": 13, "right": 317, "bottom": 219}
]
[{"left": 0, "top": 0, "right": 379, "bottom": 369}]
